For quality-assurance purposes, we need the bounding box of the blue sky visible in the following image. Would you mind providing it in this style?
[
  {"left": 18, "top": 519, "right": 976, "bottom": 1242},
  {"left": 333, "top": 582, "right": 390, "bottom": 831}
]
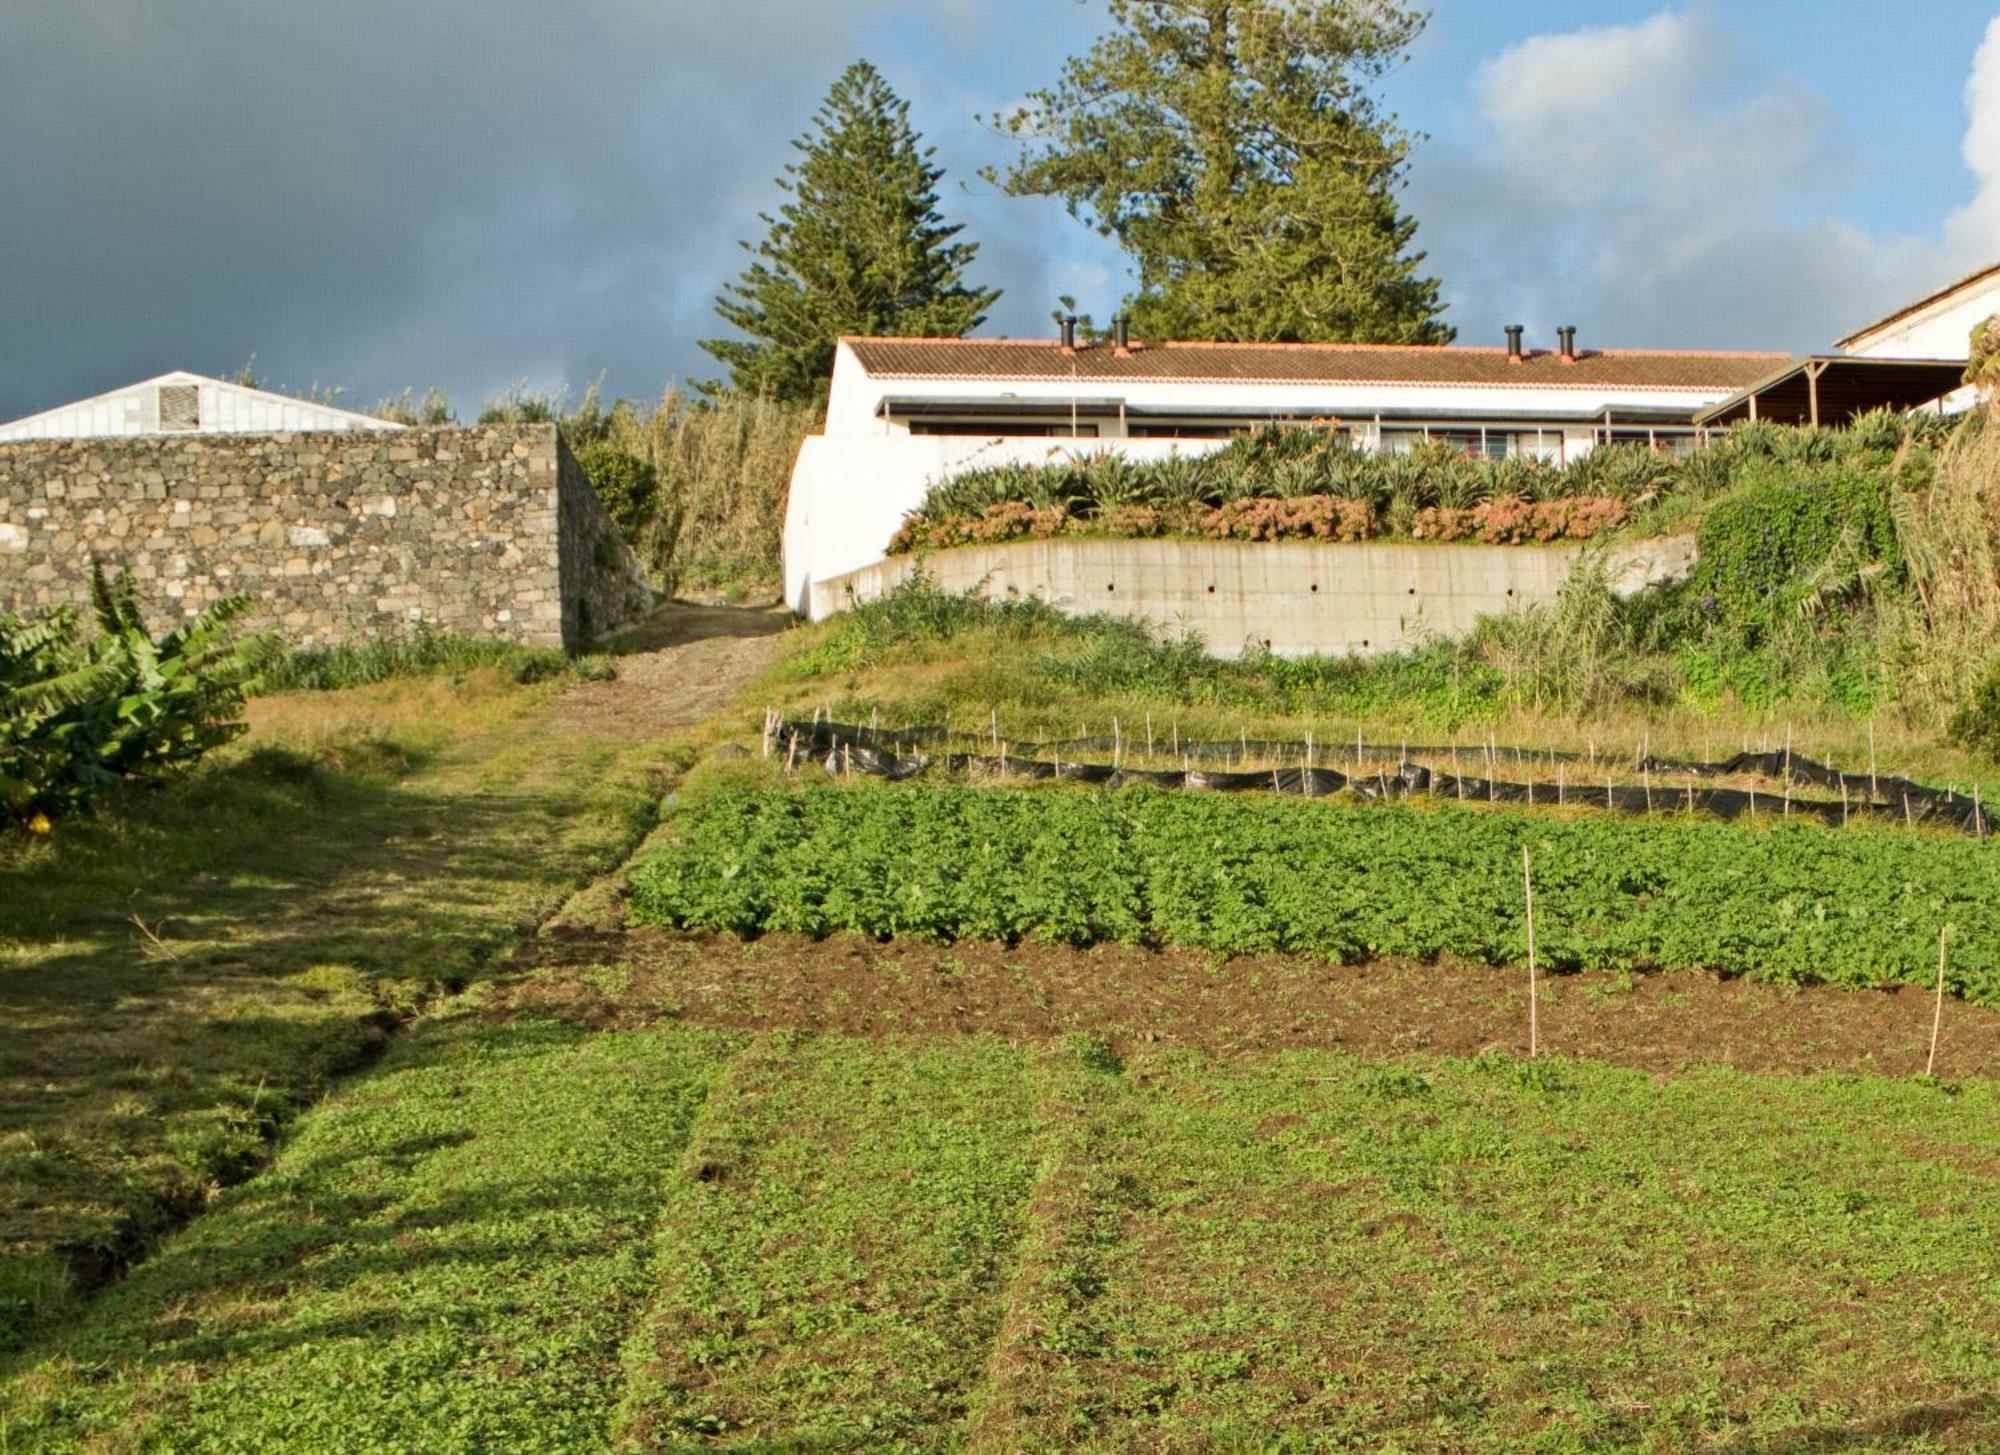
[{"left": 3, "top": 2, "right": 1998, "bottom": 418}]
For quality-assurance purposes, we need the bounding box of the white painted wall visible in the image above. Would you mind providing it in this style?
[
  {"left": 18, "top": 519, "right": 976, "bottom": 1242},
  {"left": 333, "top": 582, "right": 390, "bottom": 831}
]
[
  {"left": 783, "top": 433, "right": 1223, "bottom": 614},
  {"left": 1841, "top": 274, "right": 2000, "bottom": 359},
  {"left": 0, "top": 371, "right": 403, "bottom": 441}
]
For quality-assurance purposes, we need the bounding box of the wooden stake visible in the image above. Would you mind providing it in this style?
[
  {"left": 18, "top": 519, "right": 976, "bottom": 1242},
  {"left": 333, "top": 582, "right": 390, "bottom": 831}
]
[
  {"left": 1869, "top": 717, "right": 1878, "bottom": 801},
  {"left": 1114, "top": 717, "right": 1123, "bottom": 769},
  {"left": 1523, "top": 844, "right": 1540, "bottom": 1058},
  {"left": 1272, "top": 766, "right": 1282, "bottom": 795},
  {"left": 1146, "top": 712, "right": 1154, "bottom": 757},
  {"left": 1643, "top": 764, "right": 1652, "bottom": 815},
  {"left": 1928, "top": 925, "right": 1949, "bottom": 1077},
  {"left": 991, "top": 708, "right": 999, "bottom": 749},
  {"left": 1905, "top": 792, "right": 1914, "bottom": 829},
  {"left": 786, "top": 730, "right": 798, "bottom": 773},
  {"left": 1840, "top": 776, "right": 1849, "bottom": 826},
  {"left": 1557, "top": 764, "right": 1565, "bottom": 806},
  {"left": 1356, "top": 726, "right": 1363, "bottom": 768},
  {"left": 761, "top": 708, "right": 773, "bottom": 759},
  {"left": 1976, "top": 785, "right": 1985, "bottom": 838},
  {"left": 1000, "top": 741, "right": 1008, "bottom": 777}
]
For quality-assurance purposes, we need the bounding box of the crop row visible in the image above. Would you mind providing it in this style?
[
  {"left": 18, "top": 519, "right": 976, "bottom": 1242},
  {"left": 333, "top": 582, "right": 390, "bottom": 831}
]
[{"left": 629, "top": 785, "right": 2000, "bottom": 1004}]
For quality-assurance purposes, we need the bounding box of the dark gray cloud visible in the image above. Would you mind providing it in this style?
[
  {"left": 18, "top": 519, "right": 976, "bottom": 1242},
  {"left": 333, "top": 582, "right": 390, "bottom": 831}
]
[{"left": 0, "top": 0, "right": 1118, "bottom": 419}]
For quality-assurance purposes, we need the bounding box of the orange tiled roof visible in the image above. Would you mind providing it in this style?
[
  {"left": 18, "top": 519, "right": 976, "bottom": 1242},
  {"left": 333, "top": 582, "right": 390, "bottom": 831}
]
[{"left": 843, "top": 337, "right": 1788, "bottom": 391}]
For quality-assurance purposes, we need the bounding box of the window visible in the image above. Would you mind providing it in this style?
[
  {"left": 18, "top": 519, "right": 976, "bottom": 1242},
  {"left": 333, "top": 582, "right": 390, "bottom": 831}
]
[
  {"left": 157, "top": 384, "right": 199, "bottom": 431},
  {"left": 1128, "top": 423, "right": 1249, "bottom": 439},
  {"left": 908, "top": 420, "right": 1101, "bottom": 437}
]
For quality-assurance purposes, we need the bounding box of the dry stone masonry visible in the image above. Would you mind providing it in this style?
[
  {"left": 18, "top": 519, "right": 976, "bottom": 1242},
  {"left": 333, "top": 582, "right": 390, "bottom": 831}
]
[{"left": 0, "top": 424, "right": 651, "bottom": 650}]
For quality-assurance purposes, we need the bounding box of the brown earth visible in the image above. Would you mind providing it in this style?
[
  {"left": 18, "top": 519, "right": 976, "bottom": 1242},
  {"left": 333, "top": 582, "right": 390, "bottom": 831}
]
[{"left": 489, "top": 928, "right": 2000, "bottom": 1079}]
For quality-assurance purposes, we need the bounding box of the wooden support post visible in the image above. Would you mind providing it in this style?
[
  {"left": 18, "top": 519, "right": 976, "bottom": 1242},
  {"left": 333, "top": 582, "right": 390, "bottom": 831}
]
[
  {"left": 1524, "top": 845, "right": 1540, "bottom": 1058},
  {"left": 1928, "top": 926, "right": 1949, "bottom": 1077}
]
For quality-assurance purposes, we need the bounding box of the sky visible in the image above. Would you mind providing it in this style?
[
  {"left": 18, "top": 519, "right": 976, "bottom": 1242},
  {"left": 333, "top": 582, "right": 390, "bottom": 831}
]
[{"left": 3, "top": 1, "right": 1998, "bottom": 420}]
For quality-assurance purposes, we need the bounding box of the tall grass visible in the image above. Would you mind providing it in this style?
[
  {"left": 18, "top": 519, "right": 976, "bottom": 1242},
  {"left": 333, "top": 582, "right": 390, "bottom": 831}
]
[
  {"left": 1893, "top": 419, "right": 2000, "bottom": 711},
  {"left": 599, "top": 390, "right": 820, "bottom": 598},
  {"left": 478, "top": 383, "right": 822, "bottom": 600}
]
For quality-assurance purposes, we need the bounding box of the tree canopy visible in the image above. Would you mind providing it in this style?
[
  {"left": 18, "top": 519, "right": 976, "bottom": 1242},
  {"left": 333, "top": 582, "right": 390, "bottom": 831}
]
[
  {"left": 988, "top": 0, "right": 1450, "bottom": 344},
  {"left": 703, "top": 61, "right": 1000, "bottom": 403}
]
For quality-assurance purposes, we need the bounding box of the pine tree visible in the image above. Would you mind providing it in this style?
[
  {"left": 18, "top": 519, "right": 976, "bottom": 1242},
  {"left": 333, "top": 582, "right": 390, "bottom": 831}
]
[
  {"left": 987, "top": 0, "right": 1450, "bottom": 344},
  {"left": 703, "top": 62, "right": 1000, "bottom": 403}
]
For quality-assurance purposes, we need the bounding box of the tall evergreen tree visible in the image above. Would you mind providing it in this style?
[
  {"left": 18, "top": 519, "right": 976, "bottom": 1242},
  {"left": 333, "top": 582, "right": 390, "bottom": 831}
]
[
  {"left": 703, "top": 61, "right": 1000, "bottom": 403},
  {"left": 988, "top": 0, "right": 1450, "bottom": 344}
]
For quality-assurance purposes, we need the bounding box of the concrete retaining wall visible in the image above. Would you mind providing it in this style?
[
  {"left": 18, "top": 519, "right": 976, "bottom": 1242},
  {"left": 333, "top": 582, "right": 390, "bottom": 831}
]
[
  {"left": 811, "top": 537, "right": 1695, "bottom": 658},
  {"left": 0, "top": 424, "right": 652, "bottom": 650}
]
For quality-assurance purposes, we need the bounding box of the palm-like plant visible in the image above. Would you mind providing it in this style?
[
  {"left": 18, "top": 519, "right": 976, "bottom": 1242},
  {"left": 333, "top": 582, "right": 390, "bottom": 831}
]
[{"left": 1, "top": 566, "right": 278, "bottom": 822}]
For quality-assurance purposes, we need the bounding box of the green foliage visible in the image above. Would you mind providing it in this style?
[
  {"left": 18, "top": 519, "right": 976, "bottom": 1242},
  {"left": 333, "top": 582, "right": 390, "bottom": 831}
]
[
  {"left": 631, "top": 785, "right": 2000, "bottom": 1003},
  {"left": 0, "top": 567, "right": 277, "bottom": 823},
  {"left": 615, "top": 1035, "right": 1039, "bottom": 1446},
  {"left": 1, "top": 1021, "right": 741, "bottom": 1449},
  {"left": 572, "top": 436, "right": 659, "bottom": 541},
  {"left": 1947, "top": 659, "right": 2000, "bottom": 762},
  {"left": 260, "top": 625, "right": 585, "bottom": 693},
  {"left": 704, "top": 60, "right": 1000, "bottom": 403},
  {"left": 988, "top": 0, "right": 1449, "bottom": 343}
]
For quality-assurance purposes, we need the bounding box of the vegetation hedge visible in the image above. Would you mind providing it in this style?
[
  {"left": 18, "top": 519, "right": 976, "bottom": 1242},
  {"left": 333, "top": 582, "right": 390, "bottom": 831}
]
[
  {"left": 888, "top": 412, "right": 1952, "bottom": 554},
  {"left": 630, "top": 784, "right": 2000, "bottom": 1004}
]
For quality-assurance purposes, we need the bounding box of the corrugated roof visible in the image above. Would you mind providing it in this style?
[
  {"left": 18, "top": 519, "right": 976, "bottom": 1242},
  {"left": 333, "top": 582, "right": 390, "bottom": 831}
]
[
  {"left": 1835, "top": 261, "right": 2000, "bottom": 350},
  {"left": 844, "top": 337, "right": 1788, "bottom": 391}
]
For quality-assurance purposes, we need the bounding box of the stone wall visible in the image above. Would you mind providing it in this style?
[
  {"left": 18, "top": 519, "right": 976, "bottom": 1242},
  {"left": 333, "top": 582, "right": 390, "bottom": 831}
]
[
  {"left": 811, "top": 537, "right": 1696, "bottom": 659},
  {"left": 0, "top": 424, "right": 652, "bottom": 650}
]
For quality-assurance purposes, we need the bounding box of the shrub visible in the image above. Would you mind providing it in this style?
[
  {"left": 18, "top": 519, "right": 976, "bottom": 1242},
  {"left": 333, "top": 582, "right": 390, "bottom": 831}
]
[
  {"left": 572, "top": 438, "right": 658, "bottom": 541},
  {"left": 1947, "top": 661, "right": 2000, "bottom": 763},
  {"left": 0, "top": 568, "right": 278, "bottom": 824}
]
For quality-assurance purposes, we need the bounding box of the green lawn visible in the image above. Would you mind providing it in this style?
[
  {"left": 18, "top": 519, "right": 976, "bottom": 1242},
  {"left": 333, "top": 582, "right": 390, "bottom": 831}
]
[
  {"left": 6, "top": 1026, "right": 1995, "bottom": 1453},
  {"left": 0, "top": 670, "right": 671, "bottom": 1349}
]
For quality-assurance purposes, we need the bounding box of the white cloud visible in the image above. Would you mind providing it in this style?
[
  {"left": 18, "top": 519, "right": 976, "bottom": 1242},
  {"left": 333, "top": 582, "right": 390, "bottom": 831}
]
[
  {"left": 1405, "top": 8, "right": 1969, "bottom": 353},
  {"left": 1944, "top": 15, "right": 2000, "bottom": 265}
]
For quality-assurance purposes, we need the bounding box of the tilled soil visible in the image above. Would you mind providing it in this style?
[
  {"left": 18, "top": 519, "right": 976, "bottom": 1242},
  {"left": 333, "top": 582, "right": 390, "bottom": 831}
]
[{"left": 491, "top": 928, "right": 2000, "bottom": 1078}]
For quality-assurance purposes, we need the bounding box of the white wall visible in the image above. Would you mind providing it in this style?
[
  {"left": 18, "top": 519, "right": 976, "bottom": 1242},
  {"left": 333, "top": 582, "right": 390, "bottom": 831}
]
[
  {"left": 1842, "top": 281, "right": 1998, "bottom": 360},
  {"left": 782, "top": 433, "right": 1222, "bottom": 614},
  {"left": 0, "top": 373, "right": 402, "bottom": 442}
]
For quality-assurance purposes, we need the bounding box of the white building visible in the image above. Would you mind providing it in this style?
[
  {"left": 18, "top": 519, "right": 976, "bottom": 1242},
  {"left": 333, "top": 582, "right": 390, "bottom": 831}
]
[
  {"left": 785, "top": 327, "right": 1785, "bottom": 614},
  {"left": 0, "top": 370, "right": 402, "bottom": 442}
]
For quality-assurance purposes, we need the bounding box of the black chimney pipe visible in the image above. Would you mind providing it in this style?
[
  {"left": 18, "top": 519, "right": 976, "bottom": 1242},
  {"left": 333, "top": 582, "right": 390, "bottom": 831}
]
[
  {"left": 1113, "top": 313, "right": 1131, "bottom": 355},
  {"left": 1504, "top": 324, "right": 1524, "bottom": 361},
  {"left": 1557, "top": 325, "right": 1577, "bottom": 362},
  {"left": 1059, "top": 314, "right": 1078, "bottom": 353}
]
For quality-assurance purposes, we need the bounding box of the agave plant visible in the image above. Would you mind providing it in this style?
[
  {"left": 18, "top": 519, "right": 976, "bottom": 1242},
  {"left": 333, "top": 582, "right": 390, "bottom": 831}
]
[{"left": 1150, "top": 451, "right": 1222, "bottom": 507}]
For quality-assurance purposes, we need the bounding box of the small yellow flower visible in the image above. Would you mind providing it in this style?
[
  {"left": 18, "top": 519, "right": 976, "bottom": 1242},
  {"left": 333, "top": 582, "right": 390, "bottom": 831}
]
[{"left": 26, "top": 812, "right": 52, "bottom": 835}]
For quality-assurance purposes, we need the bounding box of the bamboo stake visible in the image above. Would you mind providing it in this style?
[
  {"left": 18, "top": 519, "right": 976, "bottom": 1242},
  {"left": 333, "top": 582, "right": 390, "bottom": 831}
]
[
  {"left": 1976, "top": 785, "right": 1985, "bottom": 838},
  {"left": 1643, "top": 764, "right": 1652, "bottom": 815},
  {"left": 1146, "top": 712, "right": 1154, "bottom": 757},
  {"left": 991, "top": 708, "right": 999, "bottom": 749},
  {"left": 1114, "top": 717, "right": 1122, "bottom": 769},
  {"left": 1356, "top": 726, "right": 1363, "bottom": 768},
  {"left": 1928, "top": 926, "right": 1949, "bottom": 1077},
  {"left": 761, "top": 708, "right": 773, "bottom": 759},
  {"left": 1840, "top": 776, "right": 1849, "bottom": 826},
  {"left": 1869, "top": 717, "right": 1878, "bottom": 801},
  {"left": 1905, "top": 792, "right": 1914, "bottom": 829},
  {"left": 1272, "top": 766, "right": 1282, "bottom": 795},
  {"left": 1000, "top": 741, "right": 1008, "bottom": 777},
  {"left": 1557, "top": 764, "right": 1565, "bottom": 806},
  {"left": 1524, "top": 844, "right": 1540, "bottom": 1058},
  {"left": 786, "top": 730, "right": 798, "bottom": 774}
]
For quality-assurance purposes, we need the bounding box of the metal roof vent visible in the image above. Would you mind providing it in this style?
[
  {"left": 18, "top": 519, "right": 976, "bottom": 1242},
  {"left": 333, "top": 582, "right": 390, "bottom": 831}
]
[{"left": 158, "top": 384, "right": 200, "bottom": 430}]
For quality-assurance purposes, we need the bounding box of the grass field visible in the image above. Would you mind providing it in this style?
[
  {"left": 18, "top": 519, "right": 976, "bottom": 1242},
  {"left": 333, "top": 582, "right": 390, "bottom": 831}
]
[
  {"left": 4, "top": 1024, "right": 1994, "bottom": 1452},
  {"left": 4, "top": 603, "right": 1999, "bottom": 1452},
  {"left": 0, "top": 668, "right": 674, "bottom": 1350}
]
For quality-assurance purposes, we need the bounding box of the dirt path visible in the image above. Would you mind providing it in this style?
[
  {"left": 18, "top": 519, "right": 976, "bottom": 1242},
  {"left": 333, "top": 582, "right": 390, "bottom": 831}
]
[{"left": 553, "top": 601, "right": 794, "bottom": 737}]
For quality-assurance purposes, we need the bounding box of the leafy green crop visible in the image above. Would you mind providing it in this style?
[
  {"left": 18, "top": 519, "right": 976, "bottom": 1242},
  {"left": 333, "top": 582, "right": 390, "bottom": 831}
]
[{"left": 629, "top": 785, "right": 2000, "bottom": 1003}]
